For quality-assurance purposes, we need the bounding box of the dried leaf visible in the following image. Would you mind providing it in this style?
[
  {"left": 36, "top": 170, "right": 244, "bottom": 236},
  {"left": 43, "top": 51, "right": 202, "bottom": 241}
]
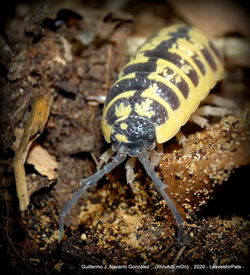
[
  {"left": 159, "top": 112, "right": 250, "bottom": 217},
  {"left": 27, "top": 142, "right": 58, "bottom": 180}
]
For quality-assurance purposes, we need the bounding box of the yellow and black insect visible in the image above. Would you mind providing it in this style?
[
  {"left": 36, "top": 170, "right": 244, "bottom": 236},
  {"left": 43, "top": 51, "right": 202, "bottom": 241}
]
[{"left": 58, "top": 24, "right": 224, "bottom": 243}]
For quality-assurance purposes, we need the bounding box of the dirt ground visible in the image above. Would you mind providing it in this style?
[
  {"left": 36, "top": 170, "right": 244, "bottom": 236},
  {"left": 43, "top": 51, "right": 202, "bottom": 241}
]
[{"left": 0, "top": 0, "right": 249, "bottom": 274}]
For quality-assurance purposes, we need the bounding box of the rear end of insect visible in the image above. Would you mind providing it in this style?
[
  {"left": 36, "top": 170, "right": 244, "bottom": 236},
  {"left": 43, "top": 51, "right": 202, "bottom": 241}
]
[{"left": 59, "top": 24, "right": 236, "bottom": 245}]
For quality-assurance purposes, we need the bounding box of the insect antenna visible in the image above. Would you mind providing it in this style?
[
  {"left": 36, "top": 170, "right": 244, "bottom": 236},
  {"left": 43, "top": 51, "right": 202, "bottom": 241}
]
[
  {"left": 138, "top": 151, "right": 184, "bottom": 244},
  {"left": 58, "top": 150, "right": 127, "bottom": 242}
]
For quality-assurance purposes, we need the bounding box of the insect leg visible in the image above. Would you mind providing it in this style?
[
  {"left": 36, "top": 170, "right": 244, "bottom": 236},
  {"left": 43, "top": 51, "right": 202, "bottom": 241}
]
[
  {"left": 195, "top": 105, "right": 239, "bottom": 117},
  {"left": 97, "top": 148, "right": 115, "bottom": 170},
  {"left": 149, "top": 144, "right": 164, "bottom": 168},
  {"left": 125, "top": 157, "right": 137, "bottom": 191},
  {"left": 58, "top": 151, "right": 127, "bottom": 242},
  {"left": 202, "top": 94, "right": 237, "bottom": 109},
  {"left": 176, "top": 131, "right": 188, "bottom": 147},
  {"left": 138, "top": 151, "right": 185, "bottom": 245},
  {"left": 189, "top": 113, "right": 210, "bottom": 128}
]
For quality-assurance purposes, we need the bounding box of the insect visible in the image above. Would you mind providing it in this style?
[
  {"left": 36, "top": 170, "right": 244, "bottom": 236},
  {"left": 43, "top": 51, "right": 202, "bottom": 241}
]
[{"left": 58, "top": 24, "right": 225, "bottom": 244}]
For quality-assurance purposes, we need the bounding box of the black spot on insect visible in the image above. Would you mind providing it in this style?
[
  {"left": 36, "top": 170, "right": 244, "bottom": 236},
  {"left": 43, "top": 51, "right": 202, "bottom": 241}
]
[
  {"left": 209, "top": 41, "right": 222, "bottom": 61},
  {"left": 201, "top": 47, "right": 217, "bottom": 71},
  {"left": 170, "top": 25, "right": 192, "bottom": 39},
  {"left": 122, "top": 60, "right": 157, "bottom": 76},
  {"left": 192, "top": 54, "right": 206, "bottom": 75},
  {"left": 175, "top": 78, "right": 189, "bottom": 99}
]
